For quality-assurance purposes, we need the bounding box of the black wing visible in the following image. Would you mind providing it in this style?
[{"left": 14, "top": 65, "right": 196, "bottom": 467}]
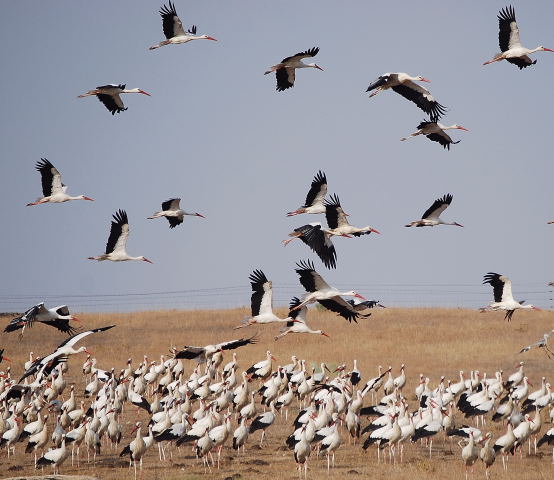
[
  {"left": 159, "top": 1, "right": 183, "bottom": 39},
  {"left": 40, "top": 319, "right": 80, "bottom": 336},
  {"left": 35, "top": 158, "right": 56, "bottom": 197},
  {"left": 366, "top": 75, "right": 390, "bottom": 93},
  {"left": 497, "top": 5, "right": 517, "bottom": 53},
  {"left": 483, "top": 272, "right": 505, "bottom": 303},
  {"left": 97, "top": 94, "right": 126, "bottom": 115},
  {"left": 295, "top": 224, "right": 336, "bottom": 269},
  {"left": 167, "top": 217, "right": 182, "bottom": 228},
  {"left": 324, "top": 194, "right": 342, "bottom": 229},
  {"left": 275, "top": 67, "right": 294, "bottom": 91},
  {"left": 426, "top": 133, "right": 458, "bottom": 150},
  {"left": 4, "top": 303, "right": 42, "bottom": 333},
  {"left": 506, "top": 57, "right": 536, "bottom": 69},
  {"left": 105, "top": 209, "right": 128, "bottom": 254},
  {"left": 249, "top": 269, "right": 269, "bottom": 317},
  {"left": 55, "top": 305, "right": 70, "bottom": 316},
  {"left": 347, "top": 299, "right": 382, "bottom": 311},
  {"left": 174, "top": 347, "right": 204, "bottom": 360},
  {"left": 287, "top": 297, "right": 303, "bottom": 321},
  {"left": 295, "top": 259, "right": 317, "bottom": 292},
  {"left": 421, "top": 194, "right": 453, "bottom": 220},
  {"left": 318, "top": 298, "right": 369, "bottom": 323},
  {"left": 391, "top": 84, "right": 446, "bottom": 122},
  {"left": 218, "top": 334, "right": 258, "bottom": 351},
  {"left": 161, "top": 198, "right": 179, "bottom": 211},
  {"left": 303, "top": 171, "right": 327, "bottom": 208},
  {"left": 280, "top": 47, "right": 319, "bottom": 64}
]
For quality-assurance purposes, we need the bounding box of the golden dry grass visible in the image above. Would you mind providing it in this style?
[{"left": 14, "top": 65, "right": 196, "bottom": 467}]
[{"left": 1, "top": 307, "right": 553, "bottom": 479}]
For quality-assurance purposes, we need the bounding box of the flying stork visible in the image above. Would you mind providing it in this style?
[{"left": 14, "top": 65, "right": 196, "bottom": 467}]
[
  {"left": 481, "top": 272, "right": 541, "bottom": 321},
  {"left": 483, "top": 5, "right": 553, "bottom": 69},
  {"left": 287, "top": 171, "right": 328, "bottom": 216},
  {"left": 88, "top": 210, "right": 153, "bottom": 264},
  {"left": 4, "top": 302, "right": 80, "bottom": 337},
  {"left": 293, "top": 259, "right": 370, "bottom": 323},
  {"left": 282, "top": 223, "right": 340, "bottom": 269},
  {"left": 400, "top": 121, "right": 468, "bottom": 150},
  {"left": 18, "top": 325, "right": 115, "bottom": 383},
  {"left": 173, "top": 334, "right": 258, "bottom": 363},
  {"left": 324, "top": 194, "right": 381, "bottom": 237},
  {"left": 147, "top": 198, "right": 205, "bottom": 228},
  {"left": 274, "top": 297, "right": 330, "bottom": 341},
  {"left": 26, "top": 159, "right": 94, "bottom": 206},
  {"left": 265, "top": 47, "right": 323, "bottom": 91},
  {"left": 366, "top": 73, "right": 447, "bottom": 122},
  {"left": 347, "top": 298, "right": 386, "bottom": 313},
  {"left": 234, "top": 270, "right": 289, "bottom": 328},
  {"left": 78, "top": 84, "right": 150, "bottom": 115},
  {"left": 519, "top": 331, "right": 554, "bottom": 358},
  {"left": 149, "top": 1, "right": 217, "bottom": 50},
  {"left": 405, "top": 194, "right": 463, "bottom": 227}
]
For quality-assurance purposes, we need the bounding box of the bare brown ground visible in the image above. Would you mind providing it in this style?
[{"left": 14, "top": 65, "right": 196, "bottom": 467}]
[{"left": 1, "top": 307, "right": 553, "bottom": 479}]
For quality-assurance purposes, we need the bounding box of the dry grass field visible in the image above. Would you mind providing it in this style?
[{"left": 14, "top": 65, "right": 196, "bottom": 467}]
[{"left": 0, "top": 307, "right": 553, "bottom": 479}]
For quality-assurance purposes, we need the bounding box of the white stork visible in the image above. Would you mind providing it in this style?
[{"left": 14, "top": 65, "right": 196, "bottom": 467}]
[
  {"left": 519, "top": 331, "right": 554, "bottom": 358},
  {"left": 347, "top": 298, "right": 386, "bottom": 313},
  {"left": 287, "top": 171, "right": 328, "bottom": 216},
  {"left": 401, "top": 121, "right": 468, "bottom": 150},
  {"left": 246, "top": 350, "right": 276, "bottom": 380},
  {"left": 274, "top": 297, "right": 330, "bottom": 341},
  {"left": 293, "top": 259, "right": 370, "bottom": 323},
  {"left": 4, "top": 302, "right": 80, "bottom": 337},
  {"left": 483, "top": 6, "right": 553, "bottom": 69},
  {"left": 405, "top": 193, "right": 463, "bottom": 227},
  {"left": 366, "top": 73, "right": 446, "bottom": 122},
  {"left": 78, "top": 84, "right": 150, "bottom": 115},
  {"left": 249, "top": 402, "right": 277, "bottom": 446},
  {"left": 147, "top": 198, "right": 205, "bottom": 228},
  {"left": 325, "top": 194, "right": 381, "bottom": 237},
  {"left": 88, "top": 210, "right": 153, "bottom": 263},
  {"left": 18, "top": 326, "right": 115, "bottom": 383},
  {"left": 481, "top": 272, "right": 541, "bottom": 321},
  {"left": 234, "top": 270, "right": 289, "bottom": 328},
  {"left": 26, "top": 158, "right": 93, "bottom": 206},
  {"left": 265, "top": 47, "right": 323, "bottom": 91},
  {"left": 35, "top": 436, "right": 69, "bottom": 474},
  {"left": 173, "top": 334, "right": 258, "bottom": 364},
  {"left": 149, "top": 1, "right": 217, "bottom": 50},
  {"left": 282, "top": 223, "right": 341, "bottom": 269}
]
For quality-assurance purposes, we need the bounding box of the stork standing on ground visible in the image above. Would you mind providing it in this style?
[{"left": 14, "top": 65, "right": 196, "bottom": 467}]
[
  {"left": 78, "top": 84, "right": 150, "bottom": 114},
  {"left": 483, "top": 5, "right": 553, "bottom": 69},
  {"left": 36, "top": 435, "right": 69, "bottom": 474},
  {"left": 400, "top": 121, "right": 468, "bottom": 150},
  {"left": 26, "top": 158, "right": 94, "bottom": 206},
  {"left": 149, "top": 1, "right": 217, "bottom": 50},
  {"left": 287, "top": 171, "right": 328, "bottom": 216},
  {"left": 293, "top": 259, "right": 371, "bottom": 323},
  {"left": 481, "top": 273, "right": 541, "bottom": 321},
  {"left": 405, "top": 194, "right": 463, "bottom": 228},
  {"left": 234, "top": 270, "right": 289, "bottom": 328},
  {"left": 88, "top": 210, "right": 153, "bottom": 264},
  {"left": 4, "top": 302, "right": 80, "bottom": 337},
  {"left": 147, "top": 198, "right": 205, "bottom": 228},
  {"left": 265, "top": 47, "right": 323, "bottom": 91},
  {"left": 366, "top": 73, "right": 446, "bottom": 121}
]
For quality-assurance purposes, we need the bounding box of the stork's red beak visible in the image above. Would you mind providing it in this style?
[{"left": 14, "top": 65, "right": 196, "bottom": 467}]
[
  {"left": 196, "top": 213, "right": 206, "bottom": 218},
  {"left": 206, "top": 36, "right": 217, "bottom": 41},
  {"left": 543, "top": 48, "right": 554, "bottom": 52},
  {"left": 143, "top": 258, "right": 154, "bottom": 264},
  {"left": 138, "top": 90, "right": 151, "bottom": 96},
  {"left": 321, "top": 332, "right": 330, "bottom": 338},
  {"left": 457, "top": 126, "right": 469, "bottom": 132},
  {"left": 355, "top": 293, "right": 367, "bottom": 300},
  {"left": 420, "top": 77, "right": 431, "bottom": 83},
  {"left": 71, "top": 316, "right": 82, "bottom": 323},
  {"left": 370, "top": 228, "right": 381, "bottom": 234},
  {"left": 84, "top": 197, "right": 94, "bottom": 201}
]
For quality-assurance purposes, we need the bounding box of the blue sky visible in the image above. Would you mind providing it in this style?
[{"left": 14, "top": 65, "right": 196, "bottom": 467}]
[{"left": 1, "top": 1, "right": 553, "bottom": 312}]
